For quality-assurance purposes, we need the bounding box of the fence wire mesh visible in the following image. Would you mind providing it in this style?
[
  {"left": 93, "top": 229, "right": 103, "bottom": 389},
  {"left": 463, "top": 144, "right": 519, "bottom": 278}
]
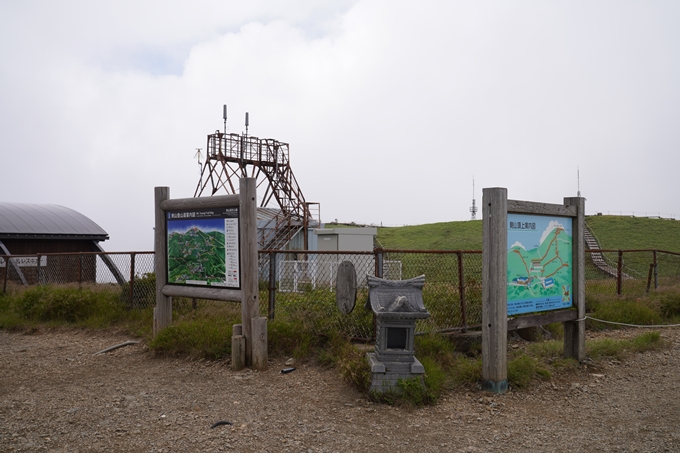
[
  {"left": 1, "top": 252, "right": 156, "bottom": 309},
  {"left": 3, "top": 249, "right": 680, "bottom": 339}
]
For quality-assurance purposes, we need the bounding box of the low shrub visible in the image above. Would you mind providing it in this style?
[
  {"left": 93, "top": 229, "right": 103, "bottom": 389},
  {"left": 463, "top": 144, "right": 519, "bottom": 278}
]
[
  {"left": 507, "top": 355, "right": 551, "bottom": 389},
  {"left": 12, "top": 284, "right": 126, "bottom": 327}
]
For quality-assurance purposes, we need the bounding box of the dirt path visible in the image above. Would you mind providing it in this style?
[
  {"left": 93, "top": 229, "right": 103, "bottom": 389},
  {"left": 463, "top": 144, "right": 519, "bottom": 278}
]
[{"left": 1, "top": 328, "right": 679, "bottom": 452}]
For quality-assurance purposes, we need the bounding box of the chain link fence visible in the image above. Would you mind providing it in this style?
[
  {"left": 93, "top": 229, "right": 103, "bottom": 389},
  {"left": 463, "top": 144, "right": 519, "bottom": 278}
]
[
  {"left": 1, "top": 252, "right": 156, "bottom": 309},
  {"left": 3, "top": 249, "right": 680, "bottom": 339}
]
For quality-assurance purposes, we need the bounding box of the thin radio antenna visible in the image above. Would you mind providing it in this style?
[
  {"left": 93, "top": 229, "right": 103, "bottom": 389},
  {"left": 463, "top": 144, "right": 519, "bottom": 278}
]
[
  {"left": 222, "top": 105, "right": 227, "bottom": 134},
  {"left": 245, "top": 112, "right": 249, "bottom": 137},
  {"left": 469, "top": 176, "right": 478, "bottom": 220},
  {"left": 577, "top": 166, "right": 581, "bottom": 197}
]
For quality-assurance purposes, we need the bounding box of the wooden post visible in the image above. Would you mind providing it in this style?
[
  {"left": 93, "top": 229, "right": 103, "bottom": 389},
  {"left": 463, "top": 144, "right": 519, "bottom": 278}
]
[
  {"left": 240, "top": 178, "right": 259, "bottom": 366},
  {"left": 482, "top": 188, "right": 508, "bottom": 393},
  {"left": 231, "top": 324, "right": 246, "bottom": 371},
  {"left": 251, "top": 317, "right": 268, "bottom": 371},
  {"left": 563, "top": 196, "right": 586, "bottom": 361},
  {"left": 154, "top": 186, "right": 172, "bottom": 337}
]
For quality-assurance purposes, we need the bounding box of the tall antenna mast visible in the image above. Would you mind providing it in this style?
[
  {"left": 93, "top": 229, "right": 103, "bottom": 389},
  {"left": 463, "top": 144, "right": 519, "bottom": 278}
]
[
  {"left": 245, "top": 112, "right": 249, "bottom": 137},
  {"left": 223, "top": 104, "right": 227, "bottom": 134},
  {"left": 577, "top": 166, "right": 581, "bottom": 197},
  {"left": 469, "top": 177, "right": 478, "bottom": 220}
]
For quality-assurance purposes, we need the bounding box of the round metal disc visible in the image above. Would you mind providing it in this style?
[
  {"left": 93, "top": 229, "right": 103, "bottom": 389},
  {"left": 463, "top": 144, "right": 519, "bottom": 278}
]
[{"left": 336, "top": 261, "right": 357, "bottom": 315}]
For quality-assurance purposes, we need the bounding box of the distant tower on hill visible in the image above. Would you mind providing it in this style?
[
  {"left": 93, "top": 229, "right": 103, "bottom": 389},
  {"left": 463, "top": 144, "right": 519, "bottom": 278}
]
[{"left": 469, "top": 177, "right": 478, "bottom": 220}]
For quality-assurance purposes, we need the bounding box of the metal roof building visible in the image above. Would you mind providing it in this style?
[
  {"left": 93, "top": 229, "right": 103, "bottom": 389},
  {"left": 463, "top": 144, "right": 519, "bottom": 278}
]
[
  {"left": 0, "top": 202, "right": 108, "bottom": 243},
  {"left": 0, "top": 202, "right": 108, "bottom": 254},
  {"left": 0, "top": 202, "right": 111, "bottom": 285}
]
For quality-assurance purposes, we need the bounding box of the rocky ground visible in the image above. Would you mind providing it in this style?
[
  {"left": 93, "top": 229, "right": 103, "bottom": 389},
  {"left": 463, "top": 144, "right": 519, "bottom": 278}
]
[{"left": 1, "top": 328, "right": 679, "bottom": 452}]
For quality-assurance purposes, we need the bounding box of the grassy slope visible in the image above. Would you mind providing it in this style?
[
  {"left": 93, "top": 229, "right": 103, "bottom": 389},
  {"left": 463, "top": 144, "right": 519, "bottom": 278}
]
[
  {"left": 585, "top": 216, "right": 680, "bottom": 252},
  {"left": 376, "top": 221, "right": 482, "bottom": 250},
  {"left": 376, "top": 216, "right": 680, "bottom": 252}
]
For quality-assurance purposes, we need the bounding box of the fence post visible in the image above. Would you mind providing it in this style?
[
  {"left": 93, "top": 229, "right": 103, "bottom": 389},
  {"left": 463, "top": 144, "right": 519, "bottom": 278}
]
[
  {"left": 268, "top": 251, "right": 276, "bottom": 320},
  {"left": 457, "top": 251, "right": 468, "bottom": 332},
  {"left": 617, "top": 250, "right": 623, "bottom": 295},
  {"left": 130, "top": 253, "right": 136, "bottom": 309},
  {"left": 374, "top": 248, "right": 383, "bottom": 278},
  {"left": 653, "top": 250, "right": 658, "bottom": 290},
  {"left": 646, "top": 263, "right": 654, "bottom": 293}
]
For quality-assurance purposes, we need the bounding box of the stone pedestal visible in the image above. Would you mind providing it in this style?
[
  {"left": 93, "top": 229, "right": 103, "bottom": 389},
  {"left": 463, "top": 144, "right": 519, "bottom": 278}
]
[{"left": 366, "top": 352, "right": 425, "bottom": 392}]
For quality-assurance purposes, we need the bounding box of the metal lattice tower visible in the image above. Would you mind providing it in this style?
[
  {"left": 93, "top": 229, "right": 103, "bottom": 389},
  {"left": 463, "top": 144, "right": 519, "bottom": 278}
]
[{"left": 194, "top": 116, "right": 318, "bottom": 250}]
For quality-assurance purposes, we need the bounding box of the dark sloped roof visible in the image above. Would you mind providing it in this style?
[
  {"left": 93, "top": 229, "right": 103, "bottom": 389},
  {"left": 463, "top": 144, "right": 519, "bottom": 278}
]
[{"left": 0, "top": 202, "right": 108, "bottom": 241}]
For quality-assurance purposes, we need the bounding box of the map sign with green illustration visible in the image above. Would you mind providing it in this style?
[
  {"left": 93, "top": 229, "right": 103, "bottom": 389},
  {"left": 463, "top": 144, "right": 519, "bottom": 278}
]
[
  {"left": 166, "top": 207, "right": 240, "bottom": 288},
  {"left": 507, "top": 214, "right": 572, "bottom": 315}
]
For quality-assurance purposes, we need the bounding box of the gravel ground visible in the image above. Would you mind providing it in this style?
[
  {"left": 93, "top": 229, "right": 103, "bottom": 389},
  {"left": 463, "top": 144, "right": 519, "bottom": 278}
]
[{"left": 1, "top": 328, "right": 679, "bottom": 452}]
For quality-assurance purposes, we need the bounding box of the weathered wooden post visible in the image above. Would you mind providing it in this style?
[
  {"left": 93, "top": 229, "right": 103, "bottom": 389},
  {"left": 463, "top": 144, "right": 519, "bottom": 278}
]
[
  {"left": 251, "top": 317, "right": 268, "bottom": 371},
  {"left": 563, "top": 196, "right": 586, "bottom": 361},
  {"left": 231, "top": 324, "right": 245, "bottom": 371},
  {"left": 154, "top": 186, "right": 172, "bottom": 336},
  {"left": 240, "top": 178, "right": 262, "bottom": 367},
  {"left": 482, "top": 187, "right": 508, "bottom": 394}
]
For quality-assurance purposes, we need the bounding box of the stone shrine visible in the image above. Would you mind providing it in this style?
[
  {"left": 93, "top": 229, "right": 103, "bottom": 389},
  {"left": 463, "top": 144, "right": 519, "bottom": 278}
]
[{"left": 365, "top": 275, "right": 430, "bottom": 392}]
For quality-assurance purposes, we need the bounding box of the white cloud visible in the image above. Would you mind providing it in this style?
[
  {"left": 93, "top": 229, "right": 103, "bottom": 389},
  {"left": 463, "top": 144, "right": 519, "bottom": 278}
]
[
  {"left": 539, "top": 221, "right": 565, "bottom": 245},
  {"left": 1, "top": 0, "right": 680, "bottom": 251}
]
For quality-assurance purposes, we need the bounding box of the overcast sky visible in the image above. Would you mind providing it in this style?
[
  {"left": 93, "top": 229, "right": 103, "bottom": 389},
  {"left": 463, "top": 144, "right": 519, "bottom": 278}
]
[{"left": 2, "top": 1, "right": 679, "bottom": 252}]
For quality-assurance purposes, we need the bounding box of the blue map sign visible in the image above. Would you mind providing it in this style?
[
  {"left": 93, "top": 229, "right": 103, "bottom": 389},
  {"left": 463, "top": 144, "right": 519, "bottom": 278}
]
[
  {"left": 507, "top": 214, "right": 573, "bottom": 316},
  {"left": 166, "top": 207, "right": 240, "bottom": 289}
]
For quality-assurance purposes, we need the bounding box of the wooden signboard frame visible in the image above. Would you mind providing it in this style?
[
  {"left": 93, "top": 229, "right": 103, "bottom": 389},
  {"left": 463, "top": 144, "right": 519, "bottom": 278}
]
[
  {"left": 482, "top": 188, "right": 585, "bottom": 393},
  {"left": 154, "top": 178, "right": 262, "bottom": 368}
]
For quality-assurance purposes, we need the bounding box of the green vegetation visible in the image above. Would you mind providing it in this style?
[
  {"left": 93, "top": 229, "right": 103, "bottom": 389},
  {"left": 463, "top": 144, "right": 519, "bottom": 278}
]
[
  {"left": 586, "top": 285, "right": 680, "bottom": 329},
  {"left": 587, "top": 331, "right": 664, "bottom": 360},
  {"left": 0, "top": 284, "right": 131, "bottom": 330},
  {"left": 374, "top": 215, "right": 680, "bottom": 253},
  {"left": 377, "top": 221, "right": 482, "bottom": 250},
  {"left": 586, "top": 215, "right": 680, "bottom": 252}
]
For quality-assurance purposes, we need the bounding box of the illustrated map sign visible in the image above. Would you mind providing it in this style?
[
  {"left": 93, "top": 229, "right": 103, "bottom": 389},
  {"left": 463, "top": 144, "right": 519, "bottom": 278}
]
[
  {"left": 507, "top": 213, "right": 572, "bottom": 316},
  {"left": 166, "top": 207, "right": 240, "bottom": 288}
]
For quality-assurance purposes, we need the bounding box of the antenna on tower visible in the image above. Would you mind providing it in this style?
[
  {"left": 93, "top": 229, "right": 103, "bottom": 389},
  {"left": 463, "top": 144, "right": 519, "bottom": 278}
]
[
  {"left": 470, "top": 177, "right": 478, "bottom": 220},
  {"left": 194, "top": 147, "right": 202, "bottom": 168},
  {"left": 245, "top": 112, "right": 249, "bottom": 137},
  {"left": 577, "top": 166, "right": 581, "bottom": 198},
  {"left": 222, "top": 105, "right": 227, "bottom": 134}
]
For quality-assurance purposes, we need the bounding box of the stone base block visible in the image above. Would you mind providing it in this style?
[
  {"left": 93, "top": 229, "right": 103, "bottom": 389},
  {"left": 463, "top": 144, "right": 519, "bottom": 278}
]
[{"left": 366, "top": 353, "right": 426, "bottom": 393}]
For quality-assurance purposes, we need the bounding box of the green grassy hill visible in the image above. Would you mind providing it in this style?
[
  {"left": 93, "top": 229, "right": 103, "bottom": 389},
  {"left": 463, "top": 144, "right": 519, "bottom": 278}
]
[
  {"left": 376, "top": 221, "right": 482, "bottom": 250},
  {"left": 585, "top": 216, "right": 680, "bottom": 252},
  {"left": 375, "top": 216, "right": 680, "bottom": 252}
]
